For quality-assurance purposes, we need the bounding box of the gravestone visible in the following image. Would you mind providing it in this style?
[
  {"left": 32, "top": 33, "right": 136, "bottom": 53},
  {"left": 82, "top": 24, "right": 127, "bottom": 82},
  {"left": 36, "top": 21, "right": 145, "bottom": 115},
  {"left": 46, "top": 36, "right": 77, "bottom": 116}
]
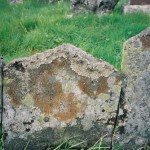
[
  {"left": 3, "top": 44, "right": 122, "bottom": 149},
  {"left": 71, "top": 0, "right": 119, "bottom": 15},
  {"left": 117, "top": 28, "right": 150, "bottom": 149},
  {"left": 130, "top": 0, "right": 150, "bottom": 5},
  {"left": 123, "top": 0, "right": 150, "bottom": 13}
]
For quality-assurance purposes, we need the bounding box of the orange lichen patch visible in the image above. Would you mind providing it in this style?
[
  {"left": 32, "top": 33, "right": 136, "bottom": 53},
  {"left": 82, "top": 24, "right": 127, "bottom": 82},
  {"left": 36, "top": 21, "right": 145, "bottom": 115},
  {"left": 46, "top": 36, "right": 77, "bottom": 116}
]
[
  {"left": 78, "top": 79, "right": 94, "bottom": 98},
  {"left": 38, "top": 70, "right": 54, "bottom": 84},
  {"left": 32, "top": 95, "right": 53, "bottom": 114},
  {"left": 96, "top": 77, "right": 108, "bottom": 95},
  {"left": 51, "top": 82, "right": 63, "bottom": 95},
  {"left": 78, "top": 77, "right": 109, "bottom": 98},
  {"left": 140, "top": 35, "right": 150, "bottom": 50},
  {"left": 29, "top": 58, "right": 82, "bottom": 121},
  {"left": 7, "top": 80, "right": 21, "bottom": 106},
  {"left": 32, "top": 80, "right": 63, "bottom": 112},
  {"left": 39, "top": 77, "right": 62, "bottom": 98},
  {"left": 30, "top": 63, "right": 63, "bottom": 97},
  {"left": 32, "top": 91, "right": 81, "bottom": 122},
  {"left": 54, "top": 93, "right": 79, "bottom": 122},
  {"left": 29, "top": 64, "right": 55, "bottom": 89},
  {"left": 31, "top": 65, "right": 83, "bottom": 121}
]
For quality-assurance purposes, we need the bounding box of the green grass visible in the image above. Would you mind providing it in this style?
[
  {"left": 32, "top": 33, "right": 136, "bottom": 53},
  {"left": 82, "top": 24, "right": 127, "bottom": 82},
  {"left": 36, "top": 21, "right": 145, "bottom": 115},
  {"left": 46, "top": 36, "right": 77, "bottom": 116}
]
[{"left": 0, "top": 0, "right": 150, "bottom": 69}]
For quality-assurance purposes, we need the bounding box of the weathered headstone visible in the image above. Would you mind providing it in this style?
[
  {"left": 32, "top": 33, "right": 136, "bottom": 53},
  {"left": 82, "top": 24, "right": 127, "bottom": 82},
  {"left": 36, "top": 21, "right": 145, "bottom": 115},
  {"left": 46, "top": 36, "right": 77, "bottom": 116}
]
[
  {"left": 3, "top": 44, "right": 122, "bottom": 149},
  {"left": 123, "top": 0, "right": 150, "bottom": 13},
  {"left": 71, "top": 0, "right": 119, "bottom": 15},
  {"left": 117, "top": 28, "right": 150, "bottom": 149}
]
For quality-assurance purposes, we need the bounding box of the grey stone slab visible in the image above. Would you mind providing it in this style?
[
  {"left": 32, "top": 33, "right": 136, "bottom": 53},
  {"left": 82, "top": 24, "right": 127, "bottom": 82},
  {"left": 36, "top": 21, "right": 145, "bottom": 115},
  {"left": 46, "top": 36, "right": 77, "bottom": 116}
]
[
  {"left": 117, "top": 28, "right": 150, "bottom": 149},
  {"left": 3, "top": 44, "right": 121, "bottom": 149}
]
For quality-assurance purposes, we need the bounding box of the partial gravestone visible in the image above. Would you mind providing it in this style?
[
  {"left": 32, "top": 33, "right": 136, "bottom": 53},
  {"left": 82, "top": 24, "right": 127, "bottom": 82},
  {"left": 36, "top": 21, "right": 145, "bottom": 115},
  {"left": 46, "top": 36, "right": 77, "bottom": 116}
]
[
  {"left": 38, "top": 0, "right": 63, "bottom": 3},
  {"left": 71, "top": 0, "right": 119, "bottom": 15},
  {"left": 9, "top": 0, "right": 23, "bottom": 4},
  {"left": 117, "top": 28, "right": 150, "bottom": 149},
  {"left": 123, "top": 0, "right": 150, "bottom": 13},
  {"left": 130, "top": 0, "right": 150, "bottom": 5},
  {"left": 3, "top": 44, "right": 122, "bottom": 149}
]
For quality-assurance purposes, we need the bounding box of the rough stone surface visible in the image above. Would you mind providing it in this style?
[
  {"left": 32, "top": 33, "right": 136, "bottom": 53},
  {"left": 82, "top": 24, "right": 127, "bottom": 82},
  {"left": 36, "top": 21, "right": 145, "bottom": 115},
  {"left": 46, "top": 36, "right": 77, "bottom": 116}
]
[
  {"left": 123, "top": 0, "right": 150, "bottom": 13},
  {"left": 123, "top": 5, "right": 150, "bottom": 13},
  {"left": 3, "top": 44, "right": 122, "bottom": 149},
  {"left": 117, "top": 28, "right": 150, "bottom": 149},
  {"left": 71, "top": 0, "right": 119, "bottom": 15}
]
